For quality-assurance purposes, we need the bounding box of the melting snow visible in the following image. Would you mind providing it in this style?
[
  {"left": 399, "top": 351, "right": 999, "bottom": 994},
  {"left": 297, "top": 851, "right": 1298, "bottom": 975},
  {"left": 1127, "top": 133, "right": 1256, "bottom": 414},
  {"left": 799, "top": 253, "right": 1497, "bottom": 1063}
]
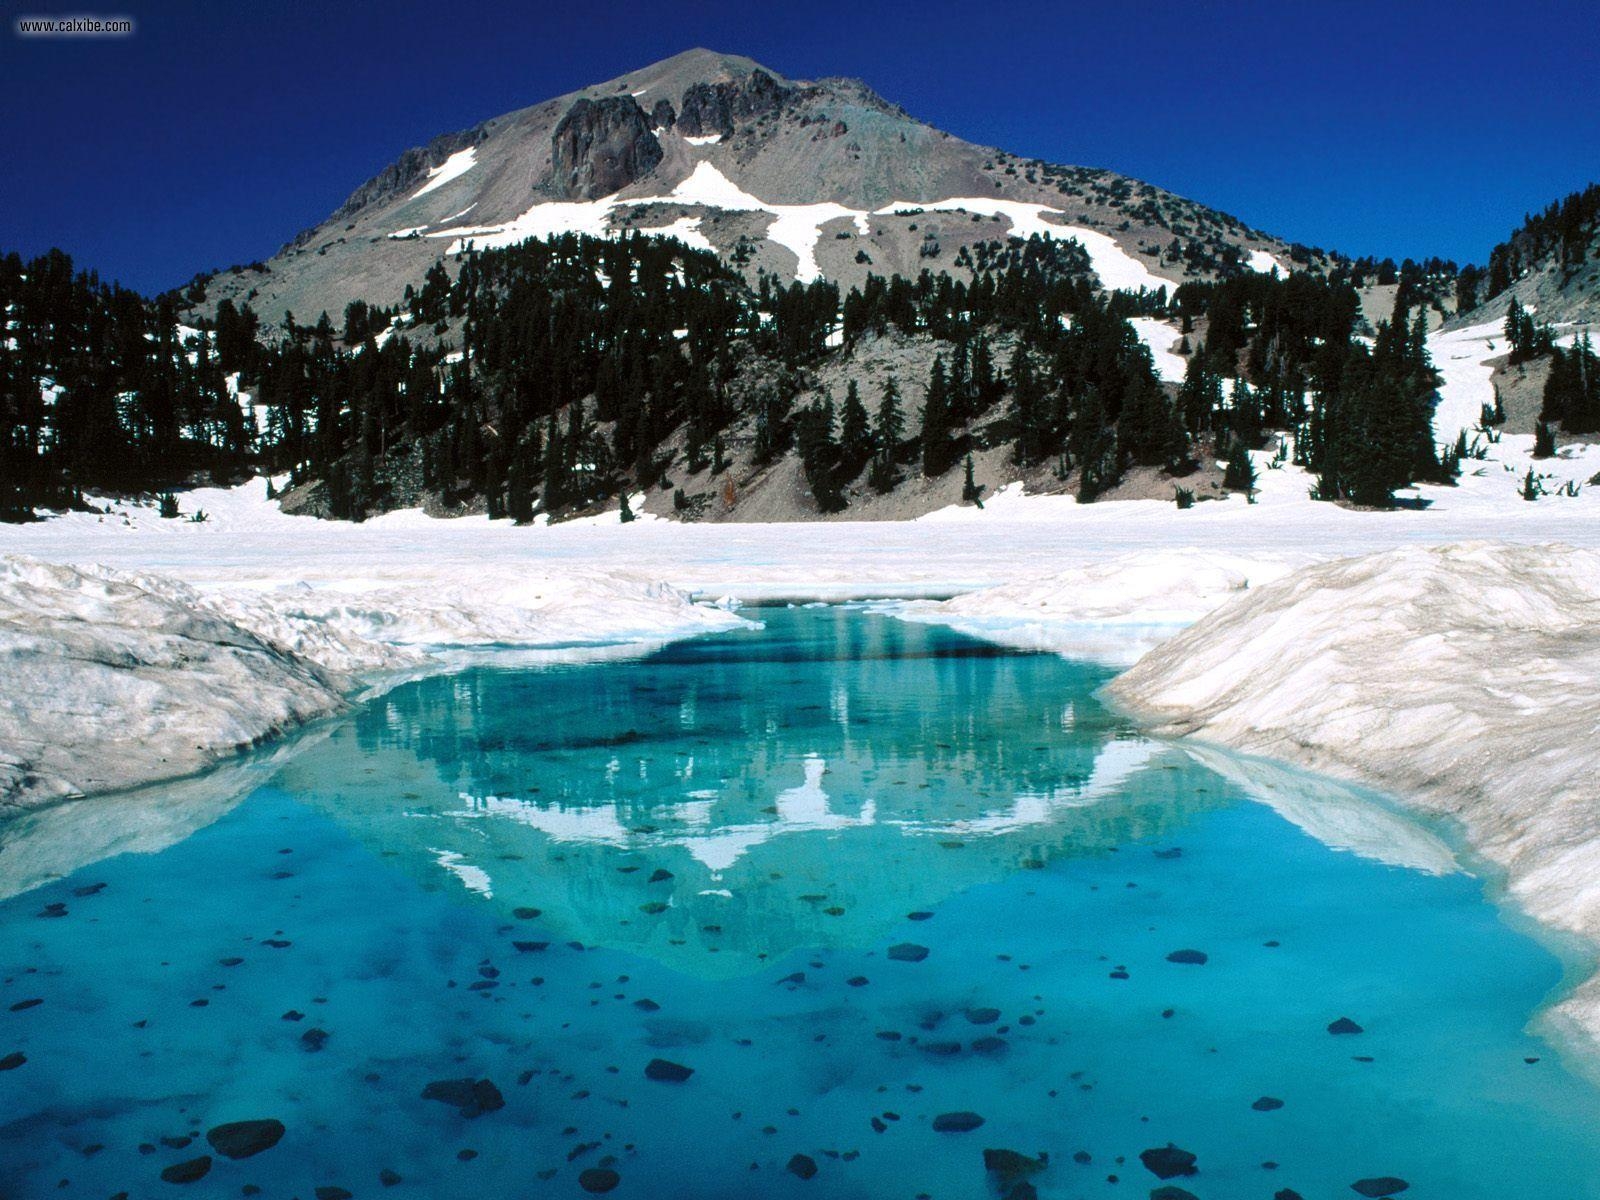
[
  {"left": 1130, "top": 317, "right": 1188, "bottom": 383},
  {"left": 1247, "top": 248, "right": 1288, "bottom": 276},
  {"left": 409, "top": 147, "right": 478, "bottom": 200}
]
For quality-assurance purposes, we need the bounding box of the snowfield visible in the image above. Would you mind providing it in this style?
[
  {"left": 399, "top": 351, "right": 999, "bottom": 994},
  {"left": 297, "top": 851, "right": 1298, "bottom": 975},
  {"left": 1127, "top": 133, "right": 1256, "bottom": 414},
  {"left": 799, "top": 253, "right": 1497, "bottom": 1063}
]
[
  {"left": 0, "top": 549, "right": 747, "bottom": 811},
  {"left": 1107, "top": 543, "right": 1600, "bottom": 1040},
  {"left": 892, "top": 549, "right": 1298, "bottom": 665},
  {"left": 427, "top": 161, "right": 1185, "bottom": 292}
]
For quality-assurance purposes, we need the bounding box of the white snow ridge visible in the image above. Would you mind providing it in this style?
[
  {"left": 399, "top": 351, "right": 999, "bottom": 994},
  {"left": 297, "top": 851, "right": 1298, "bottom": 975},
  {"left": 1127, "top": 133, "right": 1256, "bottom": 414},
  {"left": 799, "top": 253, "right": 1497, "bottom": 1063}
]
[
  {"left": 1107, "top": 542, "right": 1600, "bottom": 1040},
  {"left": 0, "top": 553, "right": 749, "bottom": 812}
]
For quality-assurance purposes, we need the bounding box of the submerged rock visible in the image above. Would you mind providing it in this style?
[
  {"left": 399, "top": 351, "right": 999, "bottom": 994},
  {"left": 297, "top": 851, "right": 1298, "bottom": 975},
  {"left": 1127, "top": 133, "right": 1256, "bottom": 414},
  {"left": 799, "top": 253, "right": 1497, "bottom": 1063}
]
[
  {"left": 206, "top": 1118, "right": 285, "bottom": 1159},
  {"left": 787, "top": 1153, "right": 819, "bottom": 1180},
  {"left": 983, "top": 1147, "right": 1046, "bottom": 1187},
  {"left": 1351, "top": 1178, "right": 1409, "bottom": 1197},
  {"left": 932, "top": 1111, "right": 985, "bottom": 1133},
  {"left": 1150, "top": 1188, "right": 1200, "bottom": 1200},
  {"left": 1165, "top": 949, "right": 1208, "bottom": 965},
  {"left": 421, "top": 1078, "right": 505, "bottom": 1118},
  {"left": 1328, "top": 1017, "right": 1365, "bottom": 1035},
  {"left": 578, "top": 1166, "right": 621, "bottom": 1193},
  {"left": 159, "top": 1156, "right": 212, "bottom": 1184},
  {"left": 887, "top": 943, "right": 929, "bottom": 962},
  {"left": 1252, "top": 1096, "right": 1285, "bottom": 1111},
  {"left": 1139, "top": 1145, "right": 1198, "bottom": 1180},
  {"left": 644, "top": 1058, "right": 694, "bottom": 1082},
  {"left": 0, "top": 1051, "right": 25, "bottom": 1071}
]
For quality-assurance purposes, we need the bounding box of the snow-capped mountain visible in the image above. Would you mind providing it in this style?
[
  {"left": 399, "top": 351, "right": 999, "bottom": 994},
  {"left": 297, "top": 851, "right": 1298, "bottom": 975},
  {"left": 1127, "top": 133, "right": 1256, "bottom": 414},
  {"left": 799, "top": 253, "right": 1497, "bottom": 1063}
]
[{"left": 187, "top": 48, "right": 1303, "bottom": 325}]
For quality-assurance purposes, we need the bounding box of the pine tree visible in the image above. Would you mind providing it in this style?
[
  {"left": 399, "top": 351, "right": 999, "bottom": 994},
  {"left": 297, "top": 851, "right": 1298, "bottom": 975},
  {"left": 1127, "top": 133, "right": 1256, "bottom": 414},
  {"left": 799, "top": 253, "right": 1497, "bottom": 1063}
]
[
  {"left": 961, "top": 453, "right": 984, "bottom": 507},
  {"left": 869, "top": 378, "right": 905, "bottom": 493},
  {"left": 1534, "top": 420, "right": 1557, "bottom": 458},
  {"left": 920, "top": 356, "right": 953, "bottom": 477},
  {"left": 1221, "top": 436, "right": 1257, "bottom": 496},
  {"left": 838, "top": 379, "right": 871, "bottom": 481}
]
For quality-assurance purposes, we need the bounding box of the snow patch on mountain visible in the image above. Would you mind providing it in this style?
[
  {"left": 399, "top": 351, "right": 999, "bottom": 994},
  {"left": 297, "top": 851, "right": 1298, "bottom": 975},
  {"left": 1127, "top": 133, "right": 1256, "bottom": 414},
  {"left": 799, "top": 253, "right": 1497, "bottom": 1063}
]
[
  {"left": 1247, "top": 248, "right": 1288, "bottom": 276},
  {"left": 427, "top": 161, "right": 1180, "bottom": 290},
  {"left": 1130, "top": 317, "right": 1188, "bottom": 382},
  {"left": 1106, "top": 542, "right": 1600, "bottom": 1040},
  {"left": 1428, "top": 317, "right": 1507, "bottom": 442},
  {"left": 409, "top": 147, "right": 477, "bottom": 200}
]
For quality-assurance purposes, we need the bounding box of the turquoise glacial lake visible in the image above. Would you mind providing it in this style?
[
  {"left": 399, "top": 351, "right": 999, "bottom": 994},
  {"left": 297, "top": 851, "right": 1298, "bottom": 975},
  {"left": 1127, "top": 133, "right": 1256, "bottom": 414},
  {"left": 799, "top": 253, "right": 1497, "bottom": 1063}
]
[{"left": 2, "top": 606, "right": 1598, "bottom": 1198}]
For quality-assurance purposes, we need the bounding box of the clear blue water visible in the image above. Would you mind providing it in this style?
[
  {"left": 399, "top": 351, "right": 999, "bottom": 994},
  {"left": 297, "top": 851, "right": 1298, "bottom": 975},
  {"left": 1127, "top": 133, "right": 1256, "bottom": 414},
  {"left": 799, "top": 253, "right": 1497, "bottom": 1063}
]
[{"left": 3, "top": 607, "right": 1599, "bottom": 1199}]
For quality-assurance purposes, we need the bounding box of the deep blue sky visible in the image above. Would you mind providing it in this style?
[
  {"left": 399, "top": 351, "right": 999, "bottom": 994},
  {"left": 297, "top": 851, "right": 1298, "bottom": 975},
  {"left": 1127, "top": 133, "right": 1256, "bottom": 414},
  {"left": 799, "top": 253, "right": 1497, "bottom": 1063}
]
[{"left": 5, "top": 0, "right": 1598, "bottom": 294}]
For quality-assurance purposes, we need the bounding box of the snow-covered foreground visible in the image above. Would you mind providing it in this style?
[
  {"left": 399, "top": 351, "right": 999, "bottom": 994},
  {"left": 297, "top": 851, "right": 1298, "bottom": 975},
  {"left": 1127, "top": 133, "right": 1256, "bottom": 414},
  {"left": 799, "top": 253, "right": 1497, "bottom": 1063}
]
[
  {"left": 1106, "top": 543, "right": 1600, "bottom": 1041},
  {"left": 892, "top": 549, "right": 1299, "bottom": 665},
  {"left": 0, "top": 551, "right": 747, "bottom": 811}
]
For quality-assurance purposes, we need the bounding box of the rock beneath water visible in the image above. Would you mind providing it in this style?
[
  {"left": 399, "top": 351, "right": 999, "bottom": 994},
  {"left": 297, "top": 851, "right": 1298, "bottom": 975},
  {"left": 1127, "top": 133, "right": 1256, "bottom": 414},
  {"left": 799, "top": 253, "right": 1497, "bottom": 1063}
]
[
  {"left": 1328, "top": 1017, "right": 1364, "bottom": 1035},
  {"left": 932, "top": 1111, "right": 985, "bottom": 1133},
  {"left": 206, "top": 1119, "right": 285, "bottom": 1159},
  {"left": 1139, "top": 1144, "right": 1198, "bottom": 1180},
  {"left": 159, "top": 1156, "right": 212, "bottom": 1184},
  {"left": 1275, "top": 1190, "right": 1306, "bottom": 1200},
  {"left": 1252, "top": 1096, "right": 1285, "bottom": 1112},
  {"left": 0, "top": 1051, "right": 24, "bottom": 1071},
  {"left": 1351, "top": 1178, "right": 1409, "bottom": 1197},
  {"left": 887, "top": 943, "right": 929, "bottom": 962},
  {"left": 421, "top": 1078, "right": 505, "bottom": 1118},
  {"left": 379, "top": 1168, "right": 403, "bottom": 1187},
  {"left": 579, "top": 1167, "right": 621, "bottom": 1193},
  {"left": 983, "top": 1147, "right": 1046, "bottom": 1187},
  {"left": 300, "top": 1027, "right": 329, "bottom": 1052},
  {"left": 787, "top": 1153, "right": 818, "bottom": 1180},
  {"left": 1150, "top": 1188, "right": 1200, "bottom": 1200},
  {"left": 315, "top": 1189, "right": 353, "bottom": 1200},
  {"left": 1165, "top": 949, "right": 1208, "bottom": 965},
  {"left": 966, "top": 1007, "right": 1001, "bottom": 1025},
  {"left": 644, "top": 1058, "right": 694, "bottom": 1083}
]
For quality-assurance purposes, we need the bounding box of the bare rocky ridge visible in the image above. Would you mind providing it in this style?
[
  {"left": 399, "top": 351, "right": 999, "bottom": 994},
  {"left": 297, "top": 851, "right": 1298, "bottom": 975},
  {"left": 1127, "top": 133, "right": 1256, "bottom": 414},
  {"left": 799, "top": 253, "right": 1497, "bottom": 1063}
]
[
  {"left": 551, "top": 96, "right": 664, "bottom": 199},
  {"left": 183, "top": 47, "right": 1311, "bottom": 326}
]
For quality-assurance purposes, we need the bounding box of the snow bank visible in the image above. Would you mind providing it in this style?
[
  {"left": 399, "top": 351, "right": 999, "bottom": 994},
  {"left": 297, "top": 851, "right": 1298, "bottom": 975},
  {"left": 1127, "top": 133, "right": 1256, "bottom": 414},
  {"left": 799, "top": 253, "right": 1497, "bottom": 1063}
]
[
  {"left": 0, "top": 557, "right": 347, "bottom": 811},
  {"left": 893, "top": 549, "right": 1297, "bottom": 664},
  {"left": 0, "top": 555, "right": 749, "bottom": 812},
  {"left": 1107, "top": 542, "right": 1600, "bottom": 1038}
]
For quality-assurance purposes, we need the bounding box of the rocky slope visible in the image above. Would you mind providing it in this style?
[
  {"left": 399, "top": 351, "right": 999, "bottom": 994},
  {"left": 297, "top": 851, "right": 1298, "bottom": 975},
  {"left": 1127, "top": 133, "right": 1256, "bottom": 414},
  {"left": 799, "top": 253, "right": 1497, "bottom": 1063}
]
[{"left": 182, "top": 48, "right": 1311, "bottom": 326}]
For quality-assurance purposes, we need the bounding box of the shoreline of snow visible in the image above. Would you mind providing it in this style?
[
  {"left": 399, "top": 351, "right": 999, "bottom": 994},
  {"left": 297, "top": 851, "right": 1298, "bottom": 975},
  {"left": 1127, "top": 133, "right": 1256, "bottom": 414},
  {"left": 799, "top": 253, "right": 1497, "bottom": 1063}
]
[
  {"left": 1101, "top": 542, "right": 1600, "bottom": 1045},
  {"left": 0, "top": 555, "right": 750, "bottom": 814},
  {"left": 889, "top": 549, "right": 1302, "bottom": 665}
]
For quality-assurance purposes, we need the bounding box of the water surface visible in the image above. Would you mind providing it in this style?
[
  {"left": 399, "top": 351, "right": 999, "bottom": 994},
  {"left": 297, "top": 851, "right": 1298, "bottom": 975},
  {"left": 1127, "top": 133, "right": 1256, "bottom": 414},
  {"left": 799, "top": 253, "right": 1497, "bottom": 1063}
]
[{"left": 2, "top": 608, "right": 1597, "bottom": 1198}]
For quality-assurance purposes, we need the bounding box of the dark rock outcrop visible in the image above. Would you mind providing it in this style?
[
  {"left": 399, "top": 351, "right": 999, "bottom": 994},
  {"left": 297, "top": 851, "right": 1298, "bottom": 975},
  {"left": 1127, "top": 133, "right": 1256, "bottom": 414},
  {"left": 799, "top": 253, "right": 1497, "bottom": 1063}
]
[
  {"left": 678, "top": 69, "right": 794, "bottom": 139},
  {"left": 551, "top": 97, "right": 663, "bottom": 200}
]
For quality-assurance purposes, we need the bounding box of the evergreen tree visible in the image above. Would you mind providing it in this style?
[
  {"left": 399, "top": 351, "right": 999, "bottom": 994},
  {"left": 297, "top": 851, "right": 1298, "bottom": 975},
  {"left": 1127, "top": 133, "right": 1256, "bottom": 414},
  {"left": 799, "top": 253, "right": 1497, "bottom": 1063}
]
[
  {"left": 920, "top": 356, "right": 954, "bottom": 477},
  {"left": 838, "top": 379, "right": 871, "bottom": 482},
  {"left": 961, "top": 453, "right": 984, "bottom": 507},
  {"left": 869, "top": 378, "right": 905, "bottom": 493}
]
